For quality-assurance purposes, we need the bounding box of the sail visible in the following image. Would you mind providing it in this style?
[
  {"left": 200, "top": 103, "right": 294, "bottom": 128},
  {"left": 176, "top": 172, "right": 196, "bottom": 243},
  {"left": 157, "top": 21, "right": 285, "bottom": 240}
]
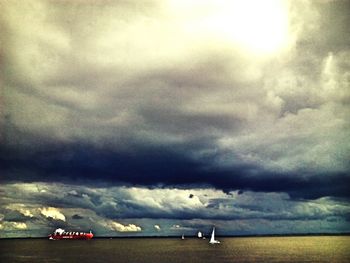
[
  {"left": 209, "top": 227, "right": 220, "bottom": 244},
  {"left": 210, "top": 227, "right": 215, "bottom": 243},
  {"left": 197, "top": 231, "right": 202, "bottom": 238}
]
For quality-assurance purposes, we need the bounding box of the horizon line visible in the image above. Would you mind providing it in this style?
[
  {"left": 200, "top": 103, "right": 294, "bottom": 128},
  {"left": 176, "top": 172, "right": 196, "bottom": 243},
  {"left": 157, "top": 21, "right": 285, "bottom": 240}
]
[{"left": 1, "top": 232, "right": 350, "bottom": 240}]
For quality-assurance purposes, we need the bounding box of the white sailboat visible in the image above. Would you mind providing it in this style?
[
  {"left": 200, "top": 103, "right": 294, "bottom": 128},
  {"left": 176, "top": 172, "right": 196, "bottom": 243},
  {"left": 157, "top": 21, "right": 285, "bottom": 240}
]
[
  {"left": 209, "top": 227, "right": 220, "bottom": 244},
  {"left": 197, "top": 231, "right": 202, "bottom": 238},
  {"left": 181, "top": 234, "right": 185, "bottom": 240}
]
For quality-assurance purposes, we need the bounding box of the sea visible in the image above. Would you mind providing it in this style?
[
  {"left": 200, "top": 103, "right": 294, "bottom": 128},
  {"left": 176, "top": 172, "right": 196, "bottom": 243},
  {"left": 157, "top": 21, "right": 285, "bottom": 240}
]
[{"left": 1, "top": 236, "right": 349, "bottom": 262}]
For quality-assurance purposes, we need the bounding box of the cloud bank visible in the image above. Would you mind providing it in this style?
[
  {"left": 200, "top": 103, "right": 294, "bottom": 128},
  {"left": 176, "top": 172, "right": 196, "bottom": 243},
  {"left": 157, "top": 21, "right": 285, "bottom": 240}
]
[{"left": 0, "top": 182, "right": 349, "bottom": 237}]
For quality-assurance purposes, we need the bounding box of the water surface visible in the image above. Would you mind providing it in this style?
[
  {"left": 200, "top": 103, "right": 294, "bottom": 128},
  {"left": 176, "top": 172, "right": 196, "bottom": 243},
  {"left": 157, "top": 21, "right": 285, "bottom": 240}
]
[{"left": 1, "top": 236, "right": 349, "bottom": 262}]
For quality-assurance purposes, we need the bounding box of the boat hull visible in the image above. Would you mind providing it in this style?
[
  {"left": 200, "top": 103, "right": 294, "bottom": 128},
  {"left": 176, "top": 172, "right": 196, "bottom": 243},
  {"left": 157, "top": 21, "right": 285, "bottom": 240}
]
[{"left": 49, "top": 233, "right": 93, "bottom": 240}]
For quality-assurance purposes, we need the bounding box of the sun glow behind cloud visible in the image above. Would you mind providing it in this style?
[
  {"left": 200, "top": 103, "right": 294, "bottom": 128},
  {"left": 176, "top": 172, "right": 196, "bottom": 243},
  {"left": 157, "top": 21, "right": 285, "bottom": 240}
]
[{"left": 169, "top": 0, "right": 292, "bottom": 54}]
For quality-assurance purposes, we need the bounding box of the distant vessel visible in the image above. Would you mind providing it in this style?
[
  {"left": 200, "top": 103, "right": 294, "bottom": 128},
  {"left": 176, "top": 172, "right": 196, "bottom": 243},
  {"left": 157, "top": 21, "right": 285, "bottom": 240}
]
[
  {"left": 209, "top": 227, "right": 220, "bottom": 244},
  {"left": 49, "top": 228, "right": 93, "bottom": 240},
  {"left": 181, "top": 234, "right": 185, "bottom": 240},
  {"left": 197, "top": 231, "right": 202, "bottom": 238}
]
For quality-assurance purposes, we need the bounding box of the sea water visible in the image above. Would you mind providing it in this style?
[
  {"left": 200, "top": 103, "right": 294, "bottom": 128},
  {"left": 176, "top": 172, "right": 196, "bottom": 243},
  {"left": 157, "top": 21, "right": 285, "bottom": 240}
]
[{"left": 1, "top": 236, "right": 349, "bottom": 262}]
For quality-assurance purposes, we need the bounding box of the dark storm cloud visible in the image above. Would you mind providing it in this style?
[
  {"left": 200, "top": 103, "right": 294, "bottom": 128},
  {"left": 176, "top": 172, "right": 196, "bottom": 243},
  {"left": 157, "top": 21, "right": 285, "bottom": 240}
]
[{"left": 1, "top": 139, "right": 349, "bottom": 199}]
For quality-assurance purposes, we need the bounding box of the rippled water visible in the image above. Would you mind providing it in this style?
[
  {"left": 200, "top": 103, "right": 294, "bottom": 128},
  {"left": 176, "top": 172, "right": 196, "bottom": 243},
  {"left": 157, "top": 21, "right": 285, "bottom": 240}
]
[{"left": 1, "top": 236, "right": 349, "bottom": 262}]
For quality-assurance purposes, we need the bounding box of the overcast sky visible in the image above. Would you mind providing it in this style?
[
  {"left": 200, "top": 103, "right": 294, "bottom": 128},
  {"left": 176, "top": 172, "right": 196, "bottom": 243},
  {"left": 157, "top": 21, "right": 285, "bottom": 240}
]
[{"left": 1, "top": 0, "right": 350, "bottom": 237}]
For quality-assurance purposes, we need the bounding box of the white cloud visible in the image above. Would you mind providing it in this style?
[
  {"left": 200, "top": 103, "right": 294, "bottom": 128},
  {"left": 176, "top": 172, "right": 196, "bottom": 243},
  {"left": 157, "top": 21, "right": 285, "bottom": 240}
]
[
  {"left": 0, "top": 221, "right": 27, "bottom": 230},
  {"left": 39, "top": 207, "right": 66, "bottom": 221},
  {"left": 169, "top": 224, "right": 194, "bottom": 231},
  {"left": 123, "top": 187, "right": 209, "bottom": 212},
  {"left": 154, "top": 224, "right": 161, "bottom": 231},
  {"left": 13, "top": 222, "right": 27, "bottom": 230},
  {"left": 108, "top": 221, "right": 142, "bottom": 232},
  {"left": 6, "top": 204, "right": 34, "bottom": 218}
]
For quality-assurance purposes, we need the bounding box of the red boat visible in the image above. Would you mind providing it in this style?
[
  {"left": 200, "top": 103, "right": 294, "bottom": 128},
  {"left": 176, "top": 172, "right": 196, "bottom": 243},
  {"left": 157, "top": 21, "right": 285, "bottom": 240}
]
[{"left": 49, "top": 228, "right": 93, "bottom": 240}]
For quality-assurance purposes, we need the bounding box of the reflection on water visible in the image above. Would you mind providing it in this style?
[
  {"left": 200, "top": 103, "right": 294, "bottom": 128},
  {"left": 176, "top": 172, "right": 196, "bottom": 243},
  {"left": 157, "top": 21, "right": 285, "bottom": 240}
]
[{"left": 1, "top": 236, "right": 349, "bottom": 263}]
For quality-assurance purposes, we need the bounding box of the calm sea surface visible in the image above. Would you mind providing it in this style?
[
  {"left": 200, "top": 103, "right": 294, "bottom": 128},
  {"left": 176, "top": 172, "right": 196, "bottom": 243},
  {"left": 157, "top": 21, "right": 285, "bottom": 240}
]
[{"left": 1, "top": 236, "right": 349, "bottom": 263}]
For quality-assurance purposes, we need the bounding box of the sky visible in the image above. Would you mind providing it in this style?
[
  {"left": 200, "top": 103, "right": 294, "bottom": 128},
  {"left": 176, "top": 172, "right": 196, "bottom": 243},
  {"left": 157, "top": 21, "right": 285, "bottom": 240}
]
[{"left": 0, "top": 0, "right": 350, "bottom": 238}]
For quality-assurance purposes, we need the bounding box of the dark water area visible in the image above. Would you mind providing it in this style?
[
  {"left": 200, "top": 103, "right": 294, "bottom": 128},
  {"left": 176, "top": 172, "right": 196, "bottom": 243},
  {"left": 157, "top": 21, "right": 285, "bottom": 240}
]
[{"left": 1, "top": 236, "right": 349, "bottom": 263}]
